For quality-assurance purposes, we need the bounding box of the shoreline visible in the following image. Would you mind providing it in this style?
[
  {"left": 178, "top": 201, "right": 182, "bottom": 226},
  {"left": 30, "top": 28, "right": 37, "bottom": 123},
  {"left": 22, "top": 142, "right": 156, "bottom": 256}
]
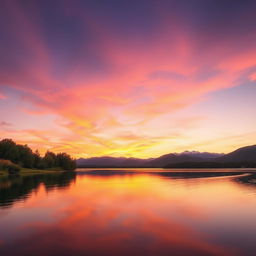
[{"left": 0, "top": 168, "right": 68, "bottom": 178}]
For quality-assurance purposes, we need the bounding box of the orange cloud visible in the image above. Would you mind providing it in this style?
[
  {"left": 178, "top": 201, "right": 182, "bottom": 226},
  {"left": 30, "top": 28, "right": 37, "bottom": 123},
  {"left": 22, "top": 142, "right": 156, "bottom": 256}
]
[{"left": 1, "top": 1, "right": 256, "bottom": 157}]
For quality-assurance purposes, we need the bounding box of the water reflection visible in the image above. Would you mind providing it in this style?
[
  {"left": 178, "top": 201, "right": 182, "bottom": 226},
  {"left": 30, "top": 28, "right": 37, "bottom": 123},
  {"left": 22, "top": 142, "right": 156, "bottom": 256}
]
[
  {"left": 234, "top": 173, "right": 256, "bottom": 187},
  {"left": 0, "top": 169, "right": 256, "bottom": 256},
  {"left": 79, "top": 168, "right": 249, "bottom": 178},
  {"left": 0, "top": 172, "right": 76, "bottom": 208},
  {"left": 80, "top": 169, "right": 256, "bottom": 187}
]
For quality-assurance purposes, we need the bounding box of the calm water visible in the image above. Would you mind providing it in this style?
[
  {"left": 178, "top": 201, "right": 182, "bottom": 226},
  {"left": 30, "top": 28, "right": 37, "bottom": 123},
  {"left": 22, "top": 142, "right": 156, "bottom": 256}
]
[{"left": 0, "top": 169, "right": 256, "bottom": 256}]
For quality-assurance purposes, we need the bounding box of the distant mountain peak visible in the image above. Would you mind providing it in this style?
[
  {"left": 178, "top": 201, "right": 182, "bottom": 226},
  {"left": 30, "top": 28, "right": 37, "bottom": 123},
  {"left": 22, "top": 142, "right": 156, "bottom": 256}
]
[{"left": 76, "top": 145, "right": 256, "bottom": 168}]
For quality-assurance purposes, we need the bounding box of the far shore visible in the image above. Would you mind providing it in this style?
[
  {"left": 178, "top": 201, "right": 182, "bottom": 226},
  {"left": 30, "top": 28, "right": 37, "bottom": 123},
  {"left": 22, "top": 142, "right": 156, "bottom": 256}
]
[{"left": 76, "top": 167, "right": 256, "bottom": 172}]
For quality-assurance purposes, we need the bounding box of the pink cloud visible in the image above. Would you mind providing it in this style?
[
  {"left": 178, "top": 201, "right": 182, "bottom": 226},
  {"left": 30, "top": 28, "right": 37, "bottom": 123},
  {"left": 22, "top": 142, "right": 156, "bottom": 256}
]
[
  {"left": 0, "top": 93, "right": 6, "bottom": 100},
  {"left": 249, "top": 72, "right": 256, "bottom": 81},
  {"left": 1, "top": 1, "right": 256, "bottom": 157}
]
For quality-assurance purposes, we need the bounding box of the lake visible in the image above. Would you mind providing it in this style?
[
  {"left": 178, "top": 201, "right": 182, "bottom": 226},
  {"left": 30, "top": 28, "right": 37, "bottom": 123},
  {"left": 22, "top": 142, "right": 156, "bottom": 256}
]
[{"left": 0, "top": 169, "right": 256, "bottom": 256}]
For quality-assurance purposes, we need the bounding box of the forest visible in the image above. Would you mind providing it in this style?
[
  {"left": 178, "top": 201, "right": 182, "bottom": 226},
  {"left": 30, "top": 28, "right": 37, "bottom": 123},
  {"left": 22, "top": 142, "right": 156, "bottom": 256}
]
[{"left": 0, "top": 138, "right": 76, "bottom": 173}]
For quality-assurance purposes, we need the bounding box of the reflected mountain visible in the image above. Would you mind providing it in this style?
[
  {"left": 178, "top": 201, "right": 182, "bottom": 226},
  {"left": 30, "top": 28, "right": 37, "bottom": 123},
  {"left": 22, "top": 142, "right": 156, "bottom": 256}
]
[{"left": 0, "top": 172, "right": 76, "bottom": 208}]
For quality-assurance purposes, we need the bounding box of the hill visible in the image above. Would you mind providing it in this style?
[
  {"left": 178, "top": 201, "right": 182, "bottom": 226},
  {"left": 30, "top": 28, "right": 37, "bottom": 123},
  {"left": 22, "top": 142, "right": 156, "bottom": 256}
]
[
  {"left": 76, "top": 156, "right": 151, "bottom": 168},
  {"left": 164, "top": 145, "right": 256, "bottom": 168},
  {"left": 77, "top": 151, "right": 223, "bottom": 168},
  {"left": 77, "top": 146, "right": 256, "bottom": 168},
  {"left": 217, "top": 145, "right": 256, "bottom": 162}
]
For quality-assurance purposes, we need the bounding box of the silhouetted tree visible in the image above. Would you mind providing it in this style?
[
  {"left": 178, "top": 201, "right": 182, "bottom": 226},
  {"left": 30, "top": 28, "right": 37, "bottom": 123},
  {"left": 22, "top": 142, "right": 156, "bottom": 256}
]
[
  {"left": 43, "top": 151, "right": 57, "bottom": 168},
  {"left": 16, "top": 144, "right": 34, "bottom": 168},
  {"left": 0, "top": 138, "right": 76, "bottom": 171},
  {"left": 33, "top": 150, "right": 41, "bottom": 169},
  {"left": 0, "top": 139, "right": 19, "bottom": 163},
  {"left": 56, "top": 153, "right": 76, "bottom": 170}
]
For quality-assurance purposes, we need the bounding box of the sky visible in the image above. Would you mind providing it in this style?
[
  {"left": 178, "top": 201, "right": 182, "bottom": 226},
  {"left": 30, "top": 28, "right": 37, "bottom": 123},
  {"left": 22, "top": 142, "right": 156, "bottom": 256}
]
[{"left": 0, "top": 0, "right": 256, "bottom": 158}]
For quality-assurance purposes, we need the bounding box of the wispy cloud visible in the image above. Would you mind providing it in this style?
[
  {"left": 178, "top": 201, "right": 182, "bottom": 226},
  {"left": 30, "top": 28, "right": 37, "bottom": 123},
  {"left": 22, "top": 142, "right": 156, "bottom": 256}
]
[
  {"left": 0, "top": 121, "right": 12, "bottom": 127},
  {"left": 1, "top": 1, "right": 256, "bottom": 157}
]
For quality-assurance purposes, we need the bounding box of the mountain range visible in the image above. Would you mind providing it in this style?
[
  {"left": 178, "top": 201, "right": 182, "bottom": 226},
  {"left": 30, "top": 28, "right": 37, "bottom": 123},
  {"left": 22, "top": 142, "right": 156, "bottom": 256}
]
[{"left": 76, "top": 145, "right": 256, "bottom": 168}]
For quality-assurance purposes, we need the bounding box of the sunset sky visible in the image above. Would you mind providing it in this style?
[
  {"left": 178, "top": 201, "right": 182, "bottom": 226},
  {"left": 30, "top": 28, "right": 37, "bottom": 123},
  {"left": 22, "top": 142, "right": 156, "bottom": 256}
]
[{"left": 0, "top": 0, "right": 256, "bottom": 158}]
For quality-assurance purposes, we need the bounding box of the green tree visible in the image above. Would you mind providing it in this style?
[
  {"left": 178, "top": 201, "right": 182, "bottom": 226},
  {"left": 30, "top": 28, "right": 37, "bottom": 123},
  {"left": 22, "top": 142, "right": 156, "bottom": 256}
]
[
  {"left": 17, "top": 144, "right": 34, "bottom": 168},
  {"left": 0, "top": 138, "right": 76, "bottom": 171},
  {"left": 33, "top": 150, "right": 41, "bottom": 168},
  {"left": 56, "top": 153, "right": 76, "bottom": 170},
  {"left": 43, "top": 151, "right": 57, "bottom": 168},
  {"left": 0, "top": 139, "right": 19, "bottom": 163}
]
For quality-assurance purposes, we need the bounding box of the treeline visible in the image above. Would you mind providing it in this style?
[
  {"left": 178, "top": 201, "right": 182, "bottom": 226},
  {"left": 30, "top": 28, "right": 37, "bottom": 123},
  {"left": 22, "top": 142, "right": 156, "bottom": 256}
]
[
  {"left": 0, "top": 139, "right": 76, "bottom": 170},
  {"left": 164, "top": 161, "right": 256, "bottom": 168}
]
